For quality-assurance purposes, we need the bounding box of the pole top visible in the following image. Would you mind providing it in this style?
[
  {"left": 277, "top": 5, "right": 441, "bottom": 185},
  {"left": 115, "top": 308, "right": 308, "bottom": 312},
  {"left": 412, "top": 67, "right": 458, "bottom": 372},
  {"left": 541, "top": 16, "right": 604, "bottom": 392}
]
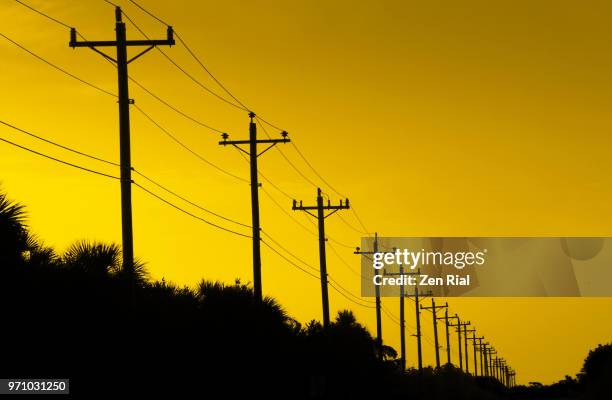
[
  {"left": 248, "top": 111, "right": 256, "bottom": 121},
  {"left": 115, "top": 6, "right": 122, "bottom": 22}
]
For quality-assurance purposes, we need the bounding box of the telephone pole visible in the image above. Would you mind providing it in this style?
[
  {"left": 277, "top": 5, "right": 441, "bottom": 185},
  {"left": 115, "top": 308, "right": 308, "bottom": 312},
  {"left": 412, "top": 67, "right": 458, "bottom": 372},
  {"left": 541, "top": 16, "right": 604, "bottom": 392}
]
[
  {"left": 477, "top": 337, "right": 485, "bottom": 375},
  {"left": 354, "top": 233, "right": 385, "bottom": 358},
  {"left": 466, "top": 333, "right": 483, "bottom": 376},
  {"left": 488, "top": 348, "right": 497, "bottom": 379},
  {"left": 293, "top": 188, "right": 349, "bottom": 327},
  {"left": 406, "top": 282, "right": 432, "bottom": 372},
  {"left": 421, "top": 299, "right": 448, "bottom": 368},
  {"left": 69, "top": 6, "right": 175, "bottom": 274},
  {"left": 464, "top": 325, "right": 474, "bottom": 374},
  {"left": 449, "top": 316, "right": 469, "bottom": 371},
  {"left": 436, "top": 307, "right": 452, "bottom": 366},
  {"left": 220, "top": 113, "right": 290, "bottom": 301},
  {"left": 383, "top": 264, "right": 419, "bottom": 371}
]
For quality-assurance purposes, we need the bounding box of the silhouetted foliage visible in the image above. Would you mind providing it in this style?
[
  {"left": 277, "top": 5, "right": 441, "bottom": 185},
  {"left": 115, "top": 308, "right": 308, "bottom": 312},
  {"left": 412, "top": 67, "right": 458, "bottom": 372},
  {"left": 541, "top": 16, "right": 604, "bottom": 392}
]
[
  {"left": 580, "top": 343, "right": 612, "bottom": 399},
  {"left": 4, "top": 189, "right": 603, "bottom": 398}
]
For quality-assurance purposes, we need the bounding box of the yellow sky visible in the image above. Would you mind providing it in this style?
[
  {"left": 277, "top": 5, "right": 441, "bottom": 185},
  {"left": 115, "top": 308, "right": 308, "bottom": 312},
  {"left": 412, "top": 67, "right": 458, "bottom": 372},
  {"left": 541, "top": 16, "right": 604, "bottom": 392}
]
[{"left": 1, "top": 0, "right": 611, "bottom": 384}]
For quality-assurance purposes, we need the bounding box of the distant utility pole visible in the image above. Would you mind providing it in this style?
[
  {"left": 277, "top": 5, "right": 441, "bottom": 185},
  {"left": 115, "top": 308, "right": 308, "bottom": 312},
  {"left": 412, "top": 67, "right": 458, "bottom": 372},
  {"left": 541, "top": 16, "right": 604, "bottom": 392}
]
[
  {"left": 421, "top": 299, "right": 448, "bottom": 368},
  {"left": 354, "top": 233, "right": 384, "bottom": 359},
  {"left": 450, "top": 317, "right": 470, "bottom": 372},
  {"left": 466, "top": 333, "right": 483, "bottom": 376},
  {"left": 69, "top": 6, "right": 175, "bottom": 274},
  {"left": 406, "top": 282, "right": 432, "bottom": 372},
  {"left": 436, "top": 306, "right": 452, "bottom": 366},
  {"left": 488, "top": 347, "right": 497, "bottom": 378},
  {"left": 384, "top": 264, "right": 419, "bottom": 372},
  {"left": 220, "top": 113, "right": 290, "bottom": 302},
  {"left": 464, "top": 325, "right": 474, "bottom": 374},
  {"left": 293, "top": 188, "right": 349, "bottom": 327},
  {"left": 477, "top": 337, "right": 485, "bottom": 375}
]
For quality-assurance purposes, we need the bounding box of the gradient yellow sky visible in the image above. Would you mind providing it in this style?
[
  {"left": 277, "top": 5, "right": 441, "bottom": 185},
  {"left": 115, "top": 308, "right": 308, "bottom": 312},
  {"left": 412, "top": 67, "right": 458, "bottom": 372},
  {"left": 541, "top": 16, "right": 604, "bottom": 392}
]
[{"left": 1, "top": 0, "right": 611, "bottom": 384}]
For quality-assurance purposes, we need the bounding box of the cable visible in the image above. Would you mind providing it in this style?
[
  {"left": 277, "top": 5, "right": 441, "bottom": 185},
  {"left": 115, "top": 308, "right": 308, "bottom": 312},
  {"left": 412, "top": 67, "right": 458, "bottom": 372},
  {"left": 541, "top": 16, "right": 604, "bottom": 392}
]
[
  {"left": 133, "top": 104, "right": 248, "bottom": 184},
  {"left": 0, "top": 120, "right": 119, "bottom": 167},
  {"left": 133, "top": 181, "right": 252, "bottom": 238},
  {"left": 328, "top": 281, "right": 375, "bottom": 309},
  {"left": 120, "top": 11, "right": 248, "bottom": 113},
  {"left": 256, "top": 117, "right": 320, "bottom": 189},
  {"left": 0, "top": 136, "right": 119, "bottom": 180},
  {"left": 261, "top": 186, "right": 318, "bottom": 237},
  {"left": 0, "top": 33, "right": 117, "bottom": 98},
  {"left": 14, "top": 0, "right": 72, "bottom": 30},
  {"left": 129, "top": 77, "right": 226, "bottom": 134},
  {"left": 122, "top": 0, "right": 374, "bottom": 240},
  {"left": 55, "top": 0, "right": 372, "bottom": 241},
  {"left": 260, "top": 239, "right": 321, "bottom": 280},
  {"left": 328, "top": 275, "right": 376, "bottom": 305},
  {"left": 126, "top": 0, "right": 251, "bottom": 112},
  {"left": 132, "top": 168, "right": 251, "bottom": 229},
  {"left": 260, "top": 231, "right": 320, "bottom": 274},
  {"left": 17, "top": 0, "right": 229, "bottom": 137},
  {"left": 327, "top": 241, "right": 364, "bottom": 279},
  {"left": 126, "top": 0, "right": 170, "bottom": 25}
]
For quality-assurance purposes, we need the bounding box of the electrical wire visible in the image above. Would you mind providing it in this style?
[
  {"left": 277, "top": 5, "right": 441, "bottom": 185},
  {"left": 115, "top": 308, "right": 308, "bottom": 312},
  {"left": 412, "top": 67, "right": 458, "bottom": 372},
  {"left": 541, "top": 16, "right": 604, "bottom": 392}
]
[
  {"left": 0, "top": 136, "right": 119, "bottom": 180},
  {"left": 0, "top": 119, "right": 119, "bottom": 167},
  {"left": 119, "top": 10, "right": 248, "bottom": 113},
  {"left": 126, "top": 0, "right": 251, "bottom": 112},
  {"left": 14, "top": 0, "right": 73, "bottom": 30},
  {"left": 133, "top": 181, "right": 252, "bottom": 238},
  {"left": 260, "top": 239, "right": 320, "bottom": 280},
  {"left": 0, "top": 33, "right": 117, "bottom": 98},
  {"left": 132, "top": 168, "right": 251, "bottom": 229},
  {"left": 133, "top": 104, "right": 249, "bottom": 184}
]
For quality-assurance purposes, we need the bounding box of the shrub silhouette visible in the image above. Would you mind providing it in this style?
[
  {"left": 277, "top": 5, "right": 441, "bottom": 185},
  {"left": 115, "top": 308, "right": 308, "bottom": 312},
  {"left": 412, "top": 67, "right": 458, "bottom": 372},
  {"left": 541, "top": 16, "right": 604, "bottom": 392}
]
[{"left": 2, "top": 189, "right": 574, "bottom": 398}]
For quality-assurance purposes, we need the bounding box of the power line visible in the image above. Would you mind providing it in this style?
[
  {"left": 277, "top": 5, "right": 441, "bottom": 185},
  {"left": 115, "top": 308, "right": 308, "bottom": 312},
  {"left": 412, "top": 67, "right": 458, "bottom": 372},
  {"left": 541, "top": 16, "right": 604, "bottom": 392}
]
[
  {"left": 129, "top": 77, "right": 226, "bottom": 134},
  {"left": 0, "top": 119, "right": 119, "bottom": 167},
  {"left": 119, "top": 10, "right": 248, "bottom": 113},
  {"left": 260, "top": 239, "right": 321, "bottom": 280},
  {"left": 132, "top": 168, "right": 251, "bottom": 229},
  {"left": 133, "top": 104, "right": 248, "bottom": 184},
  {"left": 126, "top": 0, "right": 251, "bottom": 112},
  {"left": 327, "top": 241, "right": 363, "bottom": 278},
  {"left": 328, "top": 280, "right": 375, "bottom": 309},
  {"left": 14, "top": 0, "right": 73, "bottom": 30},
  {"left": 328, "top": 275, "right": 376, "bottom": 306},
  {"left": 260, "top": 186, "right": 318, "bottom": 237},
  {"left": 14, "top": 0, "right": 224, "bottom": 140},
  {"left": 256, "top": 117, "right": 320, "bottom": 189},
  {"left": 127, "top": 0, "right": 169, "bottom": 25},
  {"left": 133, "top": 181, "right": 252, "bottom": 238},
  {"left": 121, "top": 0, "right": 374, "bottom": 238},
  {"left": 0, "top": 33, "right": 117, "bottom": 98},
  {"left": 0, "top": 136, "right": 119, "bottom": 180},
  {"left": 260, "top": 230, "right": 319, "bottom": 274}
]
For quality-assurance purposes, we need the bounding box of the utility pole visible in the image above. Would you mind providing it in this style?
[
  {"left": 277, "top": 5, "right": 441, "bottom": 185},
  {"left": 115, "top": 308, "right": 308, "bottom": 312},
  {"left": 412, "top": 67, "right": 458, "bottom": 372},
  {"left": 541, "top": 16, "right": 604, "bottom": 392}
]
[
  {"left": 466, "top": 333, "right": 482, "bottom": 376},
  {"left": 450, "top": 317, "right": 469, "bottom": 372},
  {"left": 220, "top": 113, "right": 290, "bottom": 302},
  {"left": 293, "top": 188, "right": 349, "bottom": 327},
  {"left": 477, "top": 337, "right": 485, "bottom": 375},
  {"left": 69, "top": 6, "right": 175, "bottom": 274},
  {"left": 421, "top": 299, "right": 448, "bottom": 368},
  {"left": 406, "top": 283, "right": 432, "bottom": 372},
  {"left": 488, "top": 347, "right": 497, "bottom": 379},
  {"left": 464, "top": 325, "right": 474, "bottom": 374},
  {"left": 383, "top": 264, "right": 419, "bottom": 371},
  {"left": 436, "top": 306, "right": 451, "bottom": 366},
  {"left": 355, "top": 233, "right": 385, "bottom": 358}
]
